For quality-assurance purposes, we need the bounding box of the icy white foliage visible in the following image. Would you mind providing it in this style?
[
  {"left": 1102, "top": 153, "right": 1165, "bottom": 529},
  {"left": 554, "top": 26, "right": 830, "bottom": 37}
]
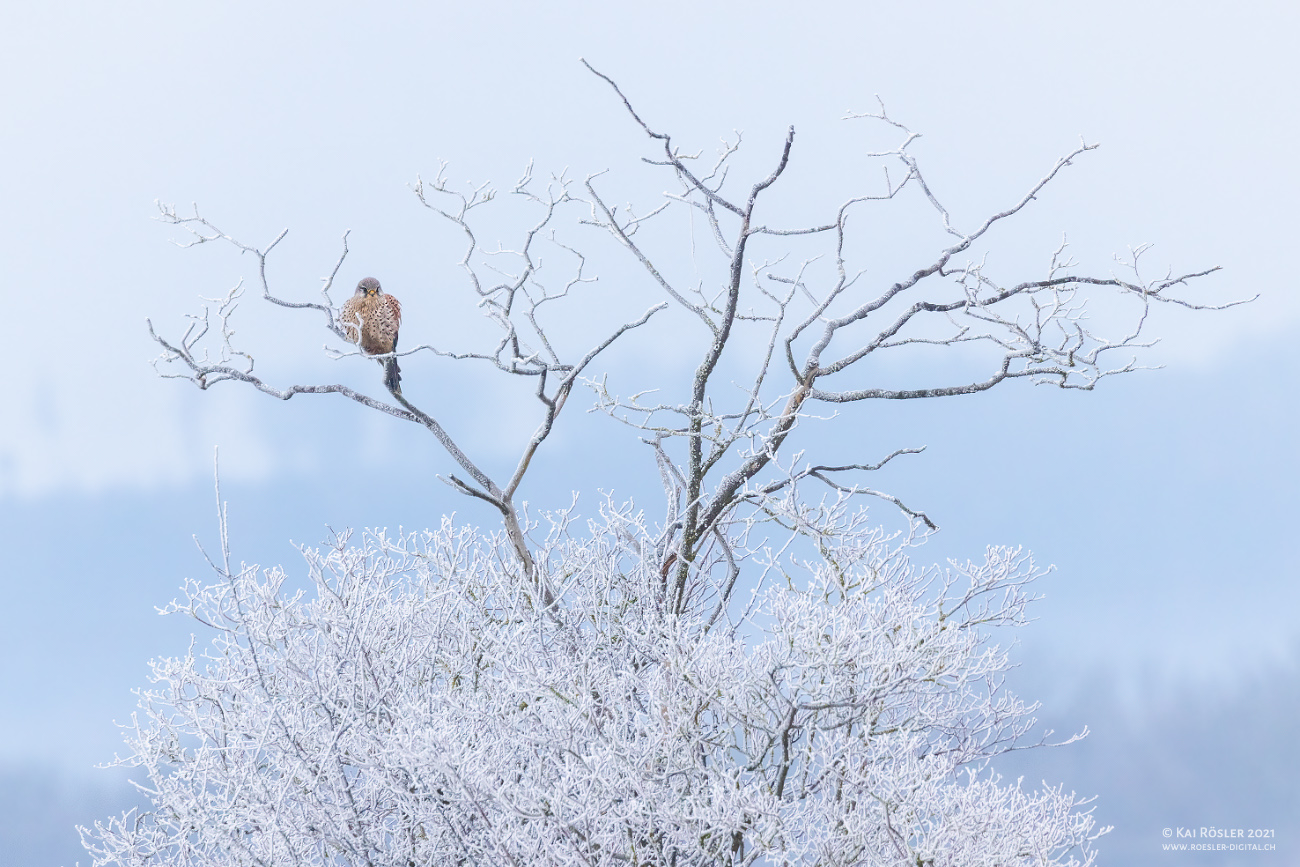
[{"left": 83, "top": 500, "right": 1104, "bottom": 866}]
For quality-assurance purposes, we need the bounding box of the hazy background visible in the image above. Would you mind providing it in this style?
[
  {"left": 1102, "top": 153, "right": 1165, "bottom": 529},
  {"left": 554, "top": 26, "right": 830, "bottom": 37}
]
[{"left": 1, "top": 2, "right": 1296, "bottom": 864}]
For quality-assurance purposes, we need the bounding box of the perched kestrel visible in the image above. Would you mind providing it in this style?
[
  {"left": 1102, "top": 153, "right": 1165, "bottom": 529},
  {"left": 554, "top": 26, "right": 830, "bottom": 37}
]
[{"left": 340, "top": 277, "right": 403, "bottom": 392}]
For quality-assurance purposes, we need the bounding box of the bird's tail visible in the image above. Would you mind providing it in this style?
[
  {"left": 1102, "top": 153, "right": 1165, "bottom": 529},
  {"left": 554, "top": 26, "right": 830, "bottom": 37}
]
[{"left": 384, "top": 358, "right": 402, "bottom": 394}]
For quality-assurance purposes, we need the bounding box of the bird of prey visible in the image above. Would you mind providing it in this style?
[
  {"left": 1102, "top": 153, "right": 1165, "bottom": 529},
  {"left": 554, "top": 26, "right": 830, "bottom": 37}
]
[{"left": 340, "top": 277, "right": 403, "bottom": 392}]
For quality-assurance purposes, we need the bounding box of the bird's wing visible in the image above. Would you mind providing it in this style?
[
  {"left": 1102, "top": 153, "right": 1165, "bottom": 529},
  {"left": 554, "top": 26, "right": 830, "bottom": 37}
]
[{"left": 340, "top": 297, "right": 362, "bottom": 342}]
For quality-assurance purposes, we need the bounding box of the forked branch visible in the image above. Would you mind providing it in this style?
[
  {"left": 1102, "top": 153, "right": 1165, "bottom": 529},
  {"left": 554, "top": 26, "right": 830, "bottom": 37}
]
[{"left": 150, "top": 176, "right": 666, "bottom": 605}]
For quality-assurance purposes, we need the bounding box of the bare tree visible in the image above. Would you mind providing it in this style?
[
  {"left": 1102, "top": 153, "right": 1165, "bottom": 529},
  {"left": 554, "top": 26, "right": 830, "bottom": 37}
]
[
  {"left": 102, "top": 65, "right": 1243, "bottom": 866},
  {"left": 147, "top": 65, "right": 1237, "bottom": 612}
]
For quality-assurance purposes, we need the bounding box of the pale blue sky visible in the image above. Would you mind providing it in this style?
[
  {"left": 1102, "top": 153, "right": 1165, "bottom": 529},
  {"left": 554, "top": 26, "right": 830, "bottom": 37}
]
[{"left": 1, "top": 2, "right": 1297, "bottom": 864}]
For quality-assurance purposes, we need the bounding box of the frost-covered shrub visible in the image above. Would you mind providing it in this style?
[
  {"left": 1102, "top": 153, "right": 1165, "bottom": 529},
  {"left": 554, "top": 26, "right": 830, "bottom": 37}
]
[{"left": 83, "top": 501, "right": 1103, "bottom": 866}]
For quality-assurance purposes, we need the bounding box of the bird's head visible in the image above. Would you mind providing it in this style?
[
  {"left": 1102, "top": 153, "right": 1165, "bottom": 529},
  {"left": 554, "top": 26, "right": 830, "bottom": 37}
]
[{"left": 356, "top": 277, "right": 382, "bottom": 297}]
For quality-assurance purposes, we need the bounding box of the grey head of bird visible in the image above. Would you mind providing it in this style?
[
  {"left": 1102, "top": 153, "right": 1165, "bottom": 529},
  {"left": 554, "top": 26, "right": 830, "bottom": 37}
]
[{"left": 355, "top": 277, "right": 382, "bottom": 297}]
